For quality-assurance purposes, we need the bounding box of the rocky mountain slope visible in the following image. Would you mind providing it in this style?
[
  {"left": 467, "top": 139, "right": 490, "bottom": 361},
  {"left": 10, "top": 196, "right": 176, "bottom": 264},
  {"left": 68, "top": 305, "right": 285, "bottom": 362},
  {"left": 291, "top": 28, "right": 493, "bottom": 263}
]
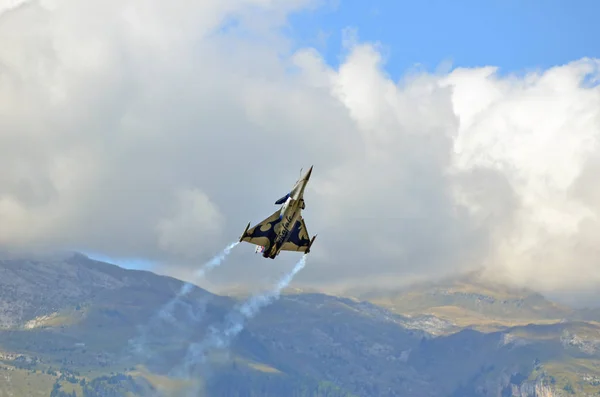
[
  {"left": 0, "top": 254, "right": 599, "bottom": 396},
  {"left": 342, "top": 270, "right": 581, "bottom": 332}
]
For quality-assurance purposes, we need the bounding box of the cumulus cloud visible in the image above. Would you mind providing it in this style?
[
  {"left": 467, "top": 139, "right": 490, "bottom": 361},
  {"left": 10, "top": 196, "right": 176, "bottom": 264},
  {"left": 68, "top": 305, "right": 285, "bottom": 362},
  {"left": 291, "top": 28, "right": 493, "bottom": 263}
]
[
  {"left": 1, "top": 0, "right": 600, "bottom": 302},
  {"left": 445, "top": 60, "right": 600, "bottom": 299},
  {"left": 156, "top": 188, "right": 224, "bottom": 260}
]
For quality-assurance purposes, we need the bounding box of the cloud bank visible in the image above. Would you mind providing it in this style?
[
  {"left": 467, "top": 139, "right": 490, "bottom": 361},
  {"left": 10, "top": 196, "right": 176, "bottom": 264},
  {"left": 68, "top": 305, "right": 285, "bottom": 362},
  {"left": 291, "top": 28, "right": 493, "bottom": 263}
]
[{"left": 1, "top": 0, "right": 600, "bottom": 302}]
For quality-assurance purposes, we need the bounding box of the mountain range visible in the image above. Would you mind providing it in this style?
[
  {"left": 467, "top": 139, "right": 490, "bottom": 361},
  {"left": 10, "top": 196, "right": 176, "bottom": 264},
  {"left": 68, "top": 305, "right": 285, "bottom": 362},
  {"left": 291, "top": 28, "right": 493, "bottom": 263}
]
[{"left": 1, "top": 253, "right": 599, "bottom": 396}]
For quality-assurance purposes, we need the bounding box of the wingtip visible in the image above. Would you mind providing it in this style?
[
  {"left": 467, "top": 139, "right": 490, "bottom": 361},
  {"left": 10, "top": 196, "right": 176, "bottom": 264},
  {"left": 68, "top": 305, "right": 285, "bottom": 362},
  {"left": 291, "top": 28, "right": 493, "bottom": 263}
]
[
  {"left": 239, "top": 222, "right": 251, "bottom": 242},
  {"left": 305, "top": 234, "right": 317, "bottom": 254}
]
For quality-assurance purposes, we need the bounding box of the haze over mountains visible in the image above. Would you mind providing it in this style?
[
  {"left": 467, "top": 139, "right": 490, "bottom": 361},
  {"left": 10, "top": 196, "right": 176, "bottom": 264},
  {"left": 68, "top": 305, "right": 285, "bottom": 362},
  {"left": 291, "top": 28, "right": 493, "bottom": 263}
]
[{"left": 1, "top": 253, "right": 600, "bottom": 397}]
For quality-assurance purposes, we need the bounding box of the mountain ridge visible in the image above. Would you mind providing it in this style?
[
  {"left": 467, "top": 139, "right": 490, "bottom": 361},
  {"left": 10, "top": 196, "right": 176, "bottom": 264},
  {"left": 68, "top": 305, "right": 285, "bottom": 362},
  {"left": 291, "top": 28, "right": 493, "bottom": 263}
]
[
  {"left": 1, "top": 253, "right": 600, "bottom": 396},
  {"left": 336, "top": 269, "right": 590, "bottom": 333}
]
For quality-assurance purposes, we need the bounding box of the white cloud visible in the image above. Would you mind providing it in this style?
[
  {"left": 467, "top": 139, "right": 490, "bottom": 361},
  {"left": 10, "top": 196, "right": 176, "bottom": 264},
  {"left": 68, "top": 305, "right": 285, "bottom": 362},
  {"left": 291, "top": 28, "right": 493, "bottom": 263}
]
[
  {"left": 1, "top": 0, "right": 600, "bottom": 303},
  {"left": 444, "top": 59, "right": 600, "bottom": 297},
  {"left": 156, "top": 188, "right": 224, "bottom": 260}
]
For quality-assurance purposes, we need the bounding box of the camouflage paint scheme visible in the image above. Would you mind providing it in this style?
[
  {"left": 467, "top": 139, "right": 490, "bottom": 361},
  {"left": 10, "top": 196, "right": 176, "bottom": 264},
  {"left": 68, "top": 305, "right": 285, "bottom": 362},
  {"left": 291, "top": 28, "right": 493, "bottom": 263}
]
[{"left": 239, "top": 166, "right": 316, "bottom": 259}]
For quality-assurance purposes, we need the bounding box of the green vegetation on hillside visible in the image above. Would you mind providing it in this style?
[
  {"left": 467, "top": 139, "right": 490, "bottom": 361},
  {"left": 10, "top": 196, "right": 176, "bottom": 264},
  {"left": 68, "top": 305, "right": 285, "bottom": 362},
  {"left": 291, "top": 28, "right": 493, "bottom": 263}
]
[{"left": 2, "top": 255, "right": 600, "bottom": 396}]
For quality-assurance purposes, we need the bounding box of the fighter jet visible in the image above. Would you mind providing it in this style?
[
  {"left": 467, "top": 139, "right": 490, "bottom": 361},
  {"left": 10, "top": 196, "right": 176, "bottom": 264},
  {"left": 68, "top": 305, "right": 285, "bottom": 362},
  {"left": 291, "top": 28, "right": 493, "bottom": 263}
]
[{"left": 239, "top": 166, "right": 317, "bottom": 259}]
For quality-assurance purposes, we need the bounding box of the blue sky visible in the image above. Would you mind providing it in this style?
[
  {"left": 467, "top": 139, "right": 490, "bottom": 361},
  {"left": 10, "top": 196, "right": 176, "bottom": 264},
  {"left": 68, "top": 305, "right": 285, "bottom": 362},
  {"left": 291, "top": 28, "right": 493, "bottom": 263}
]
[
  {"left": 84, "top": 252, "right": 157, "bottom": 270},
  {"left": 287, "top": 0, "right": 599, "bottom": 79}
]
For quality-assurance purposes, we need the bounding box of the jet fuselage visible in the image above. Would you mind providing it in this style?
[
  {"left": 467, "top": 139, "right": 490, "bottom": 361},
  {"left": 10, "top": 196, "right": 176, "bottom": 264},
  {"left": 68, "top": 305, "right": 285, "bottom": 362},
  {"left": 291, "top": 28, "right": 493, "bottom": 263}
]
[{"left": 261, "top": 167, "right": 311, "bottom": 258}]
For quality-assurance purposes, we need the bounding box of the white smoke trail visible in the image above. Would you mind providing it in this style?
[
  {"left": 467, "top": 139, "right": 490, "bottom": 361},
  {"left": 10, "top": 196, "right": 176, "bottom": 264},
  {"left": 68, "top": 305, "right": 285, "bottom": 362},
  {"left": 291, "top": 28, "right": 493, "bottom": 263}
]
[
  {"left": 192, "top": 241, "right": 240, "bottom": 280},
  {"left": 158, "top": 241, "right": 240, "bottom": 319},
  {"left": 179, "top": 254, "right": 308, "bottom": 376},
  {"left": 128, "top": 241, "right": 239, "bottom": 359}
]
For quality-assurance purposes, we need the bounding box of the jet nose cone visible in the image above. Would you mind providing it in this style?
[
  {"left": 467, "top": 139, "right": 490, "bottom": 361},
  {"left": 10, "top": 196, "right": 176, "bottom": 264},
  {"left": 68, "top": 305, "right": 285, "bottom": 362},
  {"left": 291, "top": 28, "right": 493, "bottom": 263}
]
[{"left": 305, "top": 165, "right": 313, "bottom": 180}]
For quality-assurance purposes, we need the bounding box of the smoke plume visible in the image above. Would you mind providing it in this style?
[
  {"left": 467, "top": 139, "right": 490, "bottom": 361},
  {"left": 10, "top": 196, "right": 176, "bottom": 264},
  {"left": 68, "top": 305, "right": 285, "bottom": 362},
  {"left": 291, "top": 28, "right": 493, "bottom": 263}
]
[
  {"left": 128, "top": 242, "right": 239, "bottom": 361},
  {"left": 179, "top": 254, "right": 307, "bottom": 377}
]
